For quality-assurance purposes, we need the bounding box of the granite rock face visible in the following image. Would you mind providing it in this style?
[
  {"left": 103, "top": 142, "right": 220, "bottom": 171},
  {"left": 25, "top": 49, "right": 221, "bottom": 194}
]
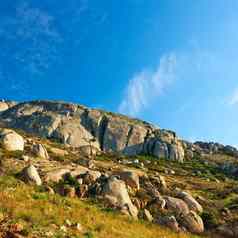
[{"left": 0, "top": 100, "right": 185, "bottom": 162}]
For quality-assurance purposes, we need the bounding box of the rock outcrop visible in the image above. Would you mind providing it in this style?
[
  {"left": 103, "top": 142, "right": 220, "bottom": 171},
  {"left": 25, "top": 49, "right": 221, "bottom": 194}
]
[{"left": 0, "top": 100, "right": 185, "bottom": 162}]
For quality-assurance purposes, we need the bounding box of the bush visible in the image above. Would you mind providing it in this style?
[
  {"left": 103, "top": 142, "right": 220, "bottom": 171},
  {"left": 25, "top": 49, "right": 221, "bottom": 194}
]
[{"left": 201, "top": 211, "right": 218, "bottom": 228}]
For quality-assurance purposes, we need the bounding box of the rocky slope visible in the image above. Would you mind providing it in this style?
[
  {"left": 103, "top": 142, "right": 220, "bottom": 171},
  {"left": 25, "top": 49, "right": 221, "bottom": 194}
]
[
  {"left": 0, "top": 100, "right": 186, "bottom": 161},
  {"left": 1, "top": 100, "right": 238, "bottom": 237}
]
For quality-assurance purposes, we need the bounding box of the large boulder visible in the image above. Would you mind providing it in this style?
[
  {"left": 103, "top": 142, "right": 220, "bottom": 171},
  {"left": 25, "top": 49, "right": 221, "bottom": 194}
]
[
  {"left": 21, "top": 165, "right": 42, "bottom": 186},
  {"left": 181, "top": 211, "right": 204, "bottom": 234},
  {"left": 33, "top": 143, "right": 49, "bottom": 159},
  {"left": 164, "top": 196, "right": 190, "bottom": 215},
  {"left": 102, "top": 176, "right": 138, "bottom": 218},
  {"left": 176, "top": 191, "right": 203, "bottom": 213},
  {"left": 0, "top": 129, "right": 24, "bottom": 151}
]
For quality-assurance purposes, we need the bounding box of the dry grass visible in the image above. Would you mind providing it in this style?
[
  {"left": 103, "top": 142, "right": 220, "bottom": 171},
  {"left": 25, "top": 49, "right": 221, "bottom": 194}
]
[{"left": 0, "top": 176, "right": 200, "bottom": 238}]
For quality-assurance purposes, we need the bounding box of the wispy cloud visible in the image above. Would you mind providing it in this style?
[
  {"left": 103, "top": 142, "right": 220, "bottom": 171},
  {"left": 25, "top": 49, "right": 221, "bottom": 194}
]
[
  {"left": 228, "top": 88, "right": 238, "bottom": 106},
  {"left": 118, "top": 54, "right": 177, "bottom": 116}
]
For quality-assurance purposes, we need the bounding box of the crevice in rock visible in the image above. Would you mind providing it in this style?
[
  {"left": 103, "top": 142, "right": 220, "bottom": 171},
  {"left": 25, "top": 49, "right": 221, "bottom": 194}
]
[
  {"left": 125, "top": 125, "right": 134, "bottom": 148},
  {"left": 81, "top": 109, "right": 93, "bottom": 135},
  {"left": 98, "top": 115, "right": 109, "bottom": 151}
]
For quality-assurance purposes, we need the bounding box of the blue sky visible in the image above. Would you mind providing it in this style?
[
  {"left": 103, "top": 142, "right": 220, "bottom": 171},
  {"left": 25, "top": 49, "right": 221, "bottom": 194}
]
[{"left": 1, "top": 0, "right": 238, "bottom": 146}]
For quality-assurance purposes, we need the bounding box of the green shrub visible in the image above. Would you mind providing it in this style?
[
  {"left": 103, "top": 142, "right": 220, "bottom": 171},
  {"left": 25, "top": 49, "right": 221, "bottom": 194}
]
[{"left": 201, "top": 211, "right": 218, "bottom": 228}]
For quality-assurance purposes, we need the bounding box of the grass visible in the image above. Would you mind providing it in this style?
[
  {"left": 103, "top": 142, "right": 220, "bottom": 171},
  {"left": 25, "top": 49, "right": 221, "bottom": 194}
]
[{"left": 0, "top": 175, "right": 200, "bottom": 238}]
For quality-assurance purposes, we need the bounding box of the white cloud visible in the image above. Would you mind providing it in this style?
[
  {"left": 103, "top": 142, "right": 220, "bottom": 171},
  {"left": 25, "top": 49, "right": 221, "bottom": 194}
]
[
  {"left": 229, "top": 88, "right": 238, "bottom": 106},
  {"left": 118, "top": 54, "right": 177, "bottom": 116}
]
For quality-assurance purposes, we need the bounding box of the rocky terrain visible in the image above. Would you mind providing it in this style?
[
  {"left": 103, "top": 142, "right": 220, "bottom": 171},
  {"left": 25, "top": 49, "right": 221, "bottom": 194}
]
[{"left": 0, "top": 100, "right": 238, "bottom": 238}]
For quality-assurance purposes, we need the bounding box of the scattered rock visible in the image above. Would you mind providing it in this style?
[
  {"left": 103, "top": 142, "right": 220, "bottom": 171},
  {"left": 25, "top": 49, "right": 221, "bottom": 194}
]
[
  {"left": 45, "top": 168, "right": 71, "bottom": 183},
  {"left": 181, "top": 211, "right": 204, "bottom": 234},
  {"left": 33, "top": 143, "right": 49, "bottom": 159},
  {"left": 48, "top": 146, "right": 69, "bottom": 157},
  {"left": 143, "top": 209, "right": 153, "bottom": 222},
  {"left": 164, "top": 196, "right": 189, "bottom": 215},
  {"left": 0, "top": 129, "right": 24, "bottom": 151},
  {"left": 176, "top": 191, "right": 203, "bottom": 213},
  {"left": 102, "top": 176, "right": 138, "bottom": 218},
  {"left": 21, "top": 165, "right": 42, "bottom": 186},
  {"left": 21, "top": 155, "right": 30, "bottom": 162},
  {"left": 116, "top": 170, "right": 140, "bottom": 190},
  {"left": 158, "top": 216, "right": 180, "bottom": 233}
]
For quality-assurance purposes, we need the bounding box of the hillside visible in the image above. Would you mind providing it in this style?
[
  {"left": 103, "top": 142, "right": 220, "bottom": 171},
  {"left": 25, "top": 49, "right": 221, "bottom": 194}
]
[{"left": 0, "top": 100, "right": 238, "bottom": 237}]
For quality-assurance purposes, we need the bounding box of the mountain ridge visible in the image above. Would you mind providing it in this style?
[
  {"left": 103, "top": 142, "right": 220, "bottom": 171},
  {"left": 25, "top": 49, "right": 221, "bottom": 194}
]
[{"left": 0, "top": 99, "right": 238, "bottom": 162}]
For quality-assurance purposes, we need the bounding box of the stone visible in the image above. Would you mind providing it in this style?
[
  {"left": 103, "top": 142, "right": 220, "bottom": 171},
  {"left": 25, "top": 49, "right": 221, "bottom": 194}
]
[
  {"left": 0, "top": 129, "right": 24, "bottom": 151},
  {"left": 158, "top": 216, "right": 180, "bottom": 233},
  {"left": 181, "top": 211, "right": 204, "bottom": 234},
  {"left": 33, "top": 143, "right": 49, "bottom": 159},
  {"left": 0, "top": 100, "right": 186, "bottom": 162},
  {"left": 45, "top": 168, "right": 71, "bottom": 183},
  {"left": 78, "top": 145, "right": 99, "bottom": 158},
  {"left": 49, "top": 146, "right": 68, "bottom": 157},
  {"left": 153, "top": 140, "right": 169, "bottom": 159},
  {"left": 21, "top": 165, "right": 42, "bottom": 186},
  {"left": 21, "top": 155, "right": 30, "bottom": 162},
  {"left": 164, "top": 196, "right": 190, "bottom": 215},
  {"left": 116, "top": 170, "right": 140, "bottom": 190},
  {"left": 0, "top": 101, "right": 9, "bottom": 112},
  {"left": 64, "top": 186, "right": 76, "bottom": 198},
  {"left": 77, "top": 158, "right": 95, "bottom": 169},
  {"left": 150, "top": 175, "right": 167, "bottom": 190},
  {"left": 143, "top": 209, "right": 153, "bottom": 222},
  {"left": 169, "top": 143, "right": 184, "bottom": 163},
  {"left": 176, "top": 191, "right": 203, "bottom": 213},
  {"left": 102, "top": 176, "right": 138, "bottom": 218}
]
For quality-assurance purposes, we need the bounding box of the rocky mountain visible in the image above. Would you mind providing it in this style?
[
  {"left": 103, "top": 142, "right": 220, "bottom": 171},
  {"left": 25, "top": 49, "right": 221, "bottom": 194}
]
[
  {"left": 1, "top": 100, "right": 237, "bottom": 163},
  {"left": 1, "top": 100, "right": 238, "bottom": 238}
]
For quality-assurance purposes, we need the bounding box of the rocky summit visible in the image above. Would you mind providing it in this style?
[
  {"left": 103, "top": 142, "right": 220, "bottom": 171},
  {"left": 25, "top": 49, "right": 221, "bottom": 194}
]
[{"left": 0, "top": 100, "right": 238, "bottom": 238}]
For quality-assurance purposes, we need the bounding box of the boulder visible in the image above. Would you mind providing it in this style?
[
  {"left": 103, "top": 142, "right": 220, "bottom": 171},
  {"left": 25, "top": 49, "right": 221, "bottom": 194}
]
[
  {"left": 150, "top": 175, "right": 167, "bottom": 190},
  {"left": 181, "top": 211, "right": 204, "bottom": 234},
  {"left": 158, "top": 215, "right": 180, "bottom": 233},
  {"left": 116, "top": 170, "right": 140, "bottom": 190},
  {"left": 78, "top": 145, "right": 100, "bottom": 158},
  {"left": 45, "top": 168, "right": 71, "bottom": 183},
  {"left": 0, "top": 102, "right": 9, "bottom": 112},
  {"left": 21, "top": 165, "right": 42, "bottom": 186},
  {"left": 176, "top": 191, "right": 203, "bottom": 213},
  {"left": 33, "top": 143, "right": 49, "bottom": 159},
  {"left": 0, "top": 129, "right": 24, "bottom": 151},
  {"left": 102, "top": 176, "right": 138, "bottom": 218},
  {"left": 48, "top": 146, "right": 69, "bottom": 157},
  {"left": 164, "top": 196, "right": 190, "bottom": 215}
]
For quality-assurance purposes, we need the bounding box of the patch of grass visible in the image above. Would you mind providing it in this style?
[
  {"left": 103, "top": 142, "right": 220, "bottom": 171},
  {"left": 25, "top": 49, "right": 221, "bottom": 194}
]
[{"left": 0, "top": 175, "right": 198, "bottom": 238}]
